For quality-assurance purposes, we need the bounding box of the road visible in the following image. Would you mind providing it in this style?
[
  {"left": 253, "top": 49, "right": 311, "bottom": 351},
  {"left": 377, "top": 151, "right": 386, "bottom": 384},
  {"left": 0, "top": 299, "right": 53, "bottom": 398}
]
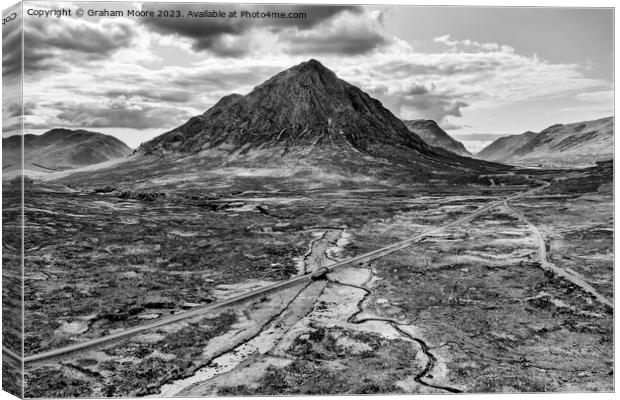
[
  {"left": 16, "top": 181, "right": 551, "bottom": 364},
  {"left": 505, "top": 202, "right": 613, "bottom": 309}
]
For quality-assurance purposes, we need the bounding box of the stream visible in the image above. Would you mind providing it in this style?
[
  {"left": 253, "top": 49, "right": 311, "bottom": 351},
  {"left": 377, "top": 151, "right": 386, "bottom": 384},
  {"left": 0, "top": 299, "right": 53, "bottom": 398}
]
[{"left": 156, "top": 229, "right": 460, "bottom": 396}]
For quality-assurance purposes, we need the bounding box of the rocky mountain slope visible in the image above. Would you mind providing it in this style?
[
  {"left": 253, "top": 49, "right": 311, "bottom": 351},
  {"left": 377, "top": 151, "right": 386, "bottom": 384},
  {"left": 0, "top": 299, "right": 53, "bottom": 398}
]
[
  {"left": 137, "top": 59, "right": 435, "bottom": 157},
  {"left": 134, "top": 60, "right": 502, "bottom": 177},
  {"left": 402, "top": 119, "right": 472, "bottom": 156},
  {"left": 476, "top": 117, "right": 613, "bottom": 166},
  {"left": 2, "top": 129, "right": 132, "bottom": 173}
]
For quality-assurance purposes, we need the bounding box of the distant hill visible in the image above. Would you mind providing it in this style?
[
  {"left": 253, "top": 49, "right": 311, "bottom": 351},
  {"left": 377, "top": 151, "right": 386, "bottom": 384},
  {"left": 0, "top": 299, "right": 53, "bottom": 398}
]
[
  {"left": 402, "top": 119, "right": 472, "bottom": 156},
  {"left": 476, "top": 131, "right": 538, "bottom": 161},
  {"left": 476, "top": 117, "right": 613, "bottom": 167},
  {"left": 2, "top": 129, "right": 132, "bottom": 173}
]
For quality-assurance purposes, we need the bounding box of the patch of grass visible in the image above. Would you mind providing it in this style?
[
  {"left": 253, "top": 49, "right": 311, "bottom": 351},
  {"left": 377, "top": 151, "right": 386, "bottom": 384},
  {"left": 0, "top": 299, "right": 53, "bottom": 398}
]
[{"left": 25, "top": 367, "right": 91, "bottom": 398}]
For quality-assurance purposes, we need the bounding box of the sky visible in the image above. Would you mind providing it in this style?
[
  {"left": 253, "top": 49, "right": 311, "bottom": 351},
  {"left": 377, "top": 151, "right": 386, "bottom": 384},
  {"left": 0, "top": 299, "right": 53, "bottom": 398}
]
[{"left": 2, "top": 1, "right": 614, "bottom": 153}]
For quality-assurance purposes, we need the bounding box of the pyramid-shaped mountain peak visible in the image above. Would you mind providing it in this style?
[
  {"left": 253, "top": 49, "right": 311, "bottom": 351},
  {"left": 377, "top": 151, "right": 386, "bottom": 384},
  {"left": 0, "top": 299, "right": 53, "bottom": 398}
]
[
  {"left": 293, "top": 58, "right": 329, "bottom": 72},
  {"left": 289, "top": 59, "right": 338, "bottom": 79},
  {"left": 136, "top": 60, "right": 453, "bottom": 165},
  {"left": 252, "top": 58, "right": 342, "bottom": 98}
]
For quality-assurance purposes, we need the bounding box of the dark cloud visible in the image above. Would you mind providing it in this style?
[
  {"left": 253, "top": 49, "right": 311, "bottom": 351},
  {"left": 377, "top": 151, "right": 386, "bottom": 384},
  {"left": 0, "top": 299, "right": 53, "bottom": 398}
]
[
  {"left": 19, "top": 18, "right": 136, "bottom": 74},
  {"left": 24, "top": 101, "right": 36, "bottom": 115},
  {"left": 141, "top": 5, "right": 360, "bottom": 57},
  {"left": 403, "top": 95, "right": 469, "bottom": 121},
  {"left": 2, "top": 99, "right": 22, "bottom": 134},
  {"left": 141, "top": 6, "right": 246, "bottom": 55},
  {"left": 286, "top": 6, "right": 362, "bottom": 29},
  {"left": 199, "top": 35, "right": 252, "bottom": 57},
  {"left": 2, "top": 15, "right": 22, "bottom": 78},
  {"left": 54, "top": 100, "right": 192, "bottom": 130},
  {"left": 2, "top": 102, "right": 35, "bottom": 121},
  {"left": 287, "top": 23, "right": 387, "bottom": 55},
  {"left": 170, "top": 66, "right": 282, "bottom": 92},
  {"left": 5, "top": 103, "right": 22, "bottom": 118},
  {"left": 369, "top": 84, "right": 469, "bottom": 123},
  {"left": 405, "top": 84, "right": 431, "bottom": 96},
  {"left": 27, "top": 19, "right": 134, "bottom": 54}
]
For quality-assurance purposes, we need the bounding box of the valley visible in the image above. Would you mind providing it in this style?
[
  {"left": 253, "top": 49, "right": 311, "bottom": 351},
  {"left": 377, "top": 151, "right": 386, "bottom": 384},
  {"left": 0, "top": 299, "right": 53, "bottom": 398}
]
[{"left": 18, "top": 160, "right": 613, "bottom": 396}]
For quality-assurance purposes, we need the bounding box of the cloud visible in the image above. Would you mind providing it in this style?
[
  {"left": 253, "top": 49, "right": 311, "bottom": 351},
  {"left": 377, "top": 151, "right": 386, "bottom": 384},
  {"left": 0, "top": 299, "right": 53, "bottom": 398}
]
[
  {"left": 20, "top": 58, "right": 283, "bottom": 133},
  {"left": 405, "top": 84, "right": 431, "bottom": 96},
  {"left": 2, "top": 119, "right": 21, "bottom": 134},
  {"left": 17, "top": 8, "right": 612, "bottom": 139},
  {"left": 285, "top": 10, "right": 388, "bottom": 55},
  {"left": 2, "top": 103, "right": 23, "bottom": 136},
  {"left": 29, "top": 19, "right": 133, "bottom": 54},
  {"left": 336, "top": 35, "right": 611, "bottom": 126},
  {"left": 2, "top": 16, "right": 22, "bottom": 78},
  {"left": 452, "top": 133, "right": 513, "bottom": 141},
  {"left": 557, "top": 90, "right": 613, "bottom": 114},
  {"left": 453, "top": 138, "right": 494, "bottom": 154},
  {"left": 368, "top": 82, "right": 469, "bottom": 124},
  {"left": 198, "top": 33, "right": 254, "bottom": 57},
  {"left": 22, "top": 17, "right": 136, "bottom": 74},
  {"left": 166, "top": 64, "right": 283, "bottom": 93},
  {"left": 50, "top": 98, "right": 193, "bottom": 130},
  {"left": 402, "top": 95, "right": 469, "bottom": 123},
  {"left": 5, "top": 103, "right": 22, "bottom": 118},
  {"left": 575, "top": 90, "right": 614, "bottom": 102},
  {"left": 24, "top": 101, "right": 37, "bottom": 115},
  {"left": 103, "top": 89, "right": 193, "bottom": 104},
  {"left": 434, "top": 34, "right": 511, "bottom": 53},
  {"left": 377, "top": 57, "right": 502, "bottom": 78},
  {"left": 141, "top": 5, "right": 360, "bottom": 57},
  {"left": 440, "top": 120, "right": 466, "bottom": 130},
  {"left": 0, "top": 100, "right": 38, "bottom": 135},
  {"left": 141, "top": 7, "right": 247, "bottom": 55},
  {"left": 558, "top": 105, "right": 613, "bottom": 114}
]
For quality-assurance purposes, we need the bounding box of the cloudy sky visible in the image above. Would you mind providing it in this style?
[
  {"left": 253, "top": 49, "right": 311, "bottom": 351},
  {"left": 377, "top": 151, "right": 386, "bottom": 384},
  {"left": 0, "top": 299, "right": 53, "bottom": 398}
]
[{"left": 2, "top": 1, "right": 614, "bottom": 152}]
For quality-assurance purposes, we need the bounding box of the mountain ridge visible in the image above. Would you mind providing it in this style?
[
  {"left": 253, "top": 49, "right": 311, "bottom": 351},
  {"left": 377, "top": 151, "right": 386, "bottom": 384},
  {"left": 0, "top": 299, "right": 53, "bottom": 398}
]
[
  {"left": 2, "top": 128, "right": 132, "bottom": 172},
  {"left": 402, "top": 119, "right": 472, "bottom": 156},
  {"left": 476, "top": 131, "right": 538, "bottom": 161},
  {"left": 476, "top": 117, "right": 613, "bottom": 166}
]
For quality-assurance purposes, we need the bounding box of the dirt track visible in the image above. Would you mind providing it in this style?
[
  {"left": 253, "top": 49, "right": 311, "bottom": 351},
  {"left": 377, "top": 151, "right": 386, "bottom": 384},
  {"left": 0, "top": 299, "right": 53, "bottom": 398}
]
[{"left": 504, "top": 202, "right": 613, "bottom": 309}]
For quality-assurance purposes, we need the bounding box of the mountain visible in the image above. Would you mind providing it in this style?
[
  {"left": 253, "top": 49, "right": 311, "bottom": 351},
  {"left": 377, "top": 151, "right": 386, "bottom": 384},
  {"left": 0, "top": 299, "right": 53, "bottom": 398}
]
[
  {"left": 60, "top": 60, "right": 509, "bottom": 190},
  {"left": 134, "top": 60, "right": 502, "bottom": 177},
  {"left": 476, "top": 117, "right": 613, "bottom": 167},
  {"left": 137, "top": 59, "right": 435, "bottom": 157},
  {"left": 476, "top": 131, "right": 538, "bottom": 161},
  {"left": 402, "top": 119, "right": 472, "bottom": 156},
  {"left": 2, "top": 129, "right": 132, "bottom": 173}
]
